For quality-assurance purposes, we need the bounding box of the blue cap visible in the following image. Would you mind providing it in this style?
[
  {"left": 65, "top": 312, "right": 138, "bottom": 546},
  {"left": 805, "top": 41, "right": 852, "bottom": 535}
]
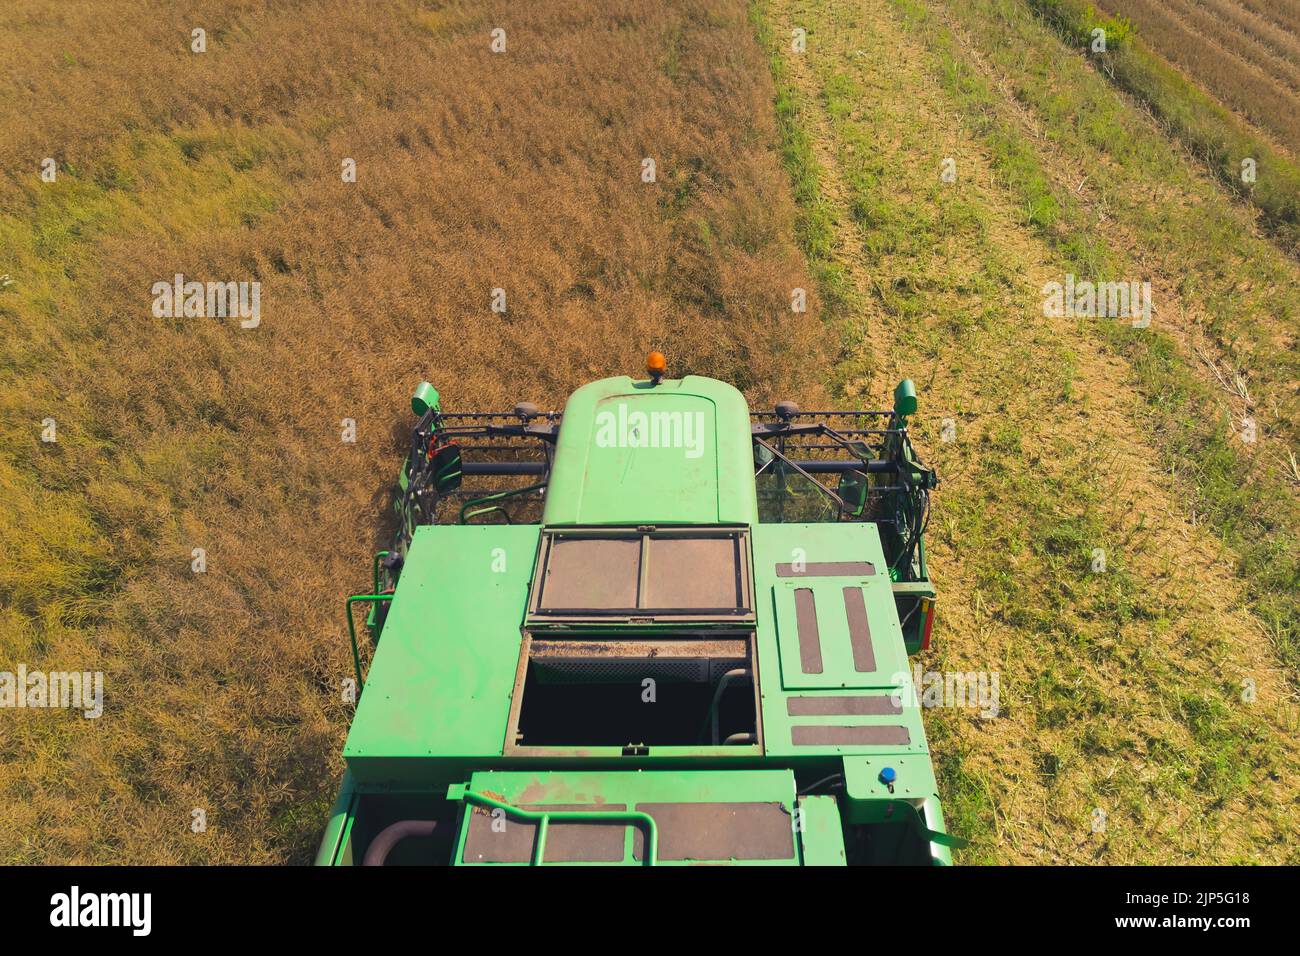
[{"left": 879, "top": 766, "right": 897, "bottom": 785}]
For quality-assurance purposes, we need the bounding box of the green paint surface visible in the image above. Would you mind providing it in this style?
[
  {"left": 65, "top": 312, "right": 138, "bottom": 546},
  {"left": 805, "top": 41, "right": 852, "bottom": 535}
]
[
  {"left": 798, "top": 794, "right": 848, "bottom": 865},
  {"left": 328, "top": 373, "right": 951, "bottom": 863},
  {"left": 343, "top": 524, "right": 540, "bottom": 782},
  {"left": 542, "top": 375, "right": 758, "bottom": 526},
  {"left": 451, "top": 769, "right": 801, "bottom": 866},
  {"left": 751, "top": 522, "right": 929, "bottom": 758}
]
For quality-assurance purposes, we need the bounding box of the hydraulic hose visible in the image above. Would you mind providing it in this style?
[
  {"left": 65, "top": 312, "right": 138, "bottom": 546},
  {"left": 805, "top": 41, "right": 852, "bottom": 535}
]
[
  {"left": 706, "top": 668, "right": 752, "bottom": 744},
  {"left": 362, "top": 819, "right": 438, "bottom": 867}
]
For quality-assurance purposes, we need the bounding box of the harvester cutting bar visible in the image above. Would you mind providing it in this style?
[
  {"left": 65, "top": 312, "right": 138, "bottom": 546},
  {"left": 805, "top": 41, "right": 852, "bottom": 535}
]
[
  {"left": 392, "top": 389, "right": 934, "bottom": 545},
  {"left": 455, "top": 458, "right": 895, "bottom": 476},
  {"left": 796, "top": 461, "right": 898, "bottom": 476},
  {"left": 751, "top": 409, "right": 893, "bottom": 417},
  {"left": 460, "top": 461, "right": 548, "bottom": 476},
  {"left": 773, "top": 436, "right": 897, "bottom": 443},
  {"left": 455, "top": 443, "right": 548, "bottom": 451},
  {"left": 435, "top": 428, "right": 557, "bottom": 441},
  {"left": 437, "top": 411, "right": 561, "bottom": 421}
]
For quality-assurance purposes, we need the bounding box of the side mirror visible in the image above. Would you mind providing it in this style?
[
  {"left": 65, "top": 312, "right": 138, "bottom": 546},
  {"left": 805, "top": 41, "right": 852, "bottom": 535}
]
[{"left": 837, "top": 470, "right": 869, "bottom": 518}]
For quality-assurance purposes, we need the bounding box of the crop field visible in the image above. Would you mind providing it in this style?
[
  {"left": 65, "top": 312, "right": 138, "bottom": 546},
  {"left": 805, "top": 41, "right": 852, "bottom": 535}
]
[
  {"left": 1093, "top": 0, "right": 1300, "bottom": 155},
  {"left": 1, "top": 0, "right": 1297, "bottom": 866}
]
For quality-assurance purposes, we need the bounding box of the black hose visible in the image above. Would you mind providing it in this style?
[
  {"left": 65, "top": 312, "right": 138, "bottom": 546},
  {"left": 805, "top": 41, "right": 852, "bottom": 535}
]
[
  {"left": 362, "top": 819, "right": 438, "bottom": 867},
  {"left": 798, "top": 773, "right": 845, "bottom": 796},
  {"left": 704, "top": 668, "right": 752, "bottom": 744}
]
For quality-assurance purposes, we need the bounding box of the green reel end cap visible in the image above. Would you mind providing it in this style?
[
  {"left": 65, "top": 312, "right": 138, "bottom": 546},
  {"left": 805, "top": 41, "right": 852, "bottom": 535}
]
[
  {"left": 893, "top": 379, "right": 918, "bottom": 418},
  {"left": 411, "top": 381, "right": 440, "bottom": 417}
]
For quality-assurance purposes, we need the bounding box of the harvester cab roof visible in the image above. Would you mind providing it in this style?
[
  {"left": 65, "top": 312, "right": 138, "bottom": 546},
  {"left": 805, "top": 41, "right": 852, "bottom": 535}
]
[{"left": 321, "top": 357, "right": 953, "bottom": 867}]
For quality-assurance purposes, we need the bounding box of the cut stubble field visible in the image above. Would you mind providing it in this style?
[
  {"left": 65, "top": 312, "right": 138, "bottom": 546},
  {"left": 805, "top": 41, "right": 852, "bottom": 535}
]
[
  {"left": 759, "top": 0, "right": 1299, "bottom": 861},
  {"left": 1095, "top": 0, "right": 1300, "bottom": 156},
  {"left": 1, "top": 0, "right": 1297, "bottom": 864}
]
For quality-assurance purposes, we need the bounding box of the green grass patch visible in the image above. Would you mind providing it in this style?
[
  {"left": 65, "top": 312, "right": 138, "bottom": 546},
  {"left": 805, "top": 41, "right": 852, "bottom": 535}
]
[
  {"left": 1026, "top": 0, "right": 1300, "bottom": 256},
  {"left": 890, "top": 0, "right": 1300, "bottom": 678},
  {"left": 757, "top": 0, "right": 1297, "bottom": 862},
  {"left": 750, "top": 4, "right": 854, "bottom": 320}
]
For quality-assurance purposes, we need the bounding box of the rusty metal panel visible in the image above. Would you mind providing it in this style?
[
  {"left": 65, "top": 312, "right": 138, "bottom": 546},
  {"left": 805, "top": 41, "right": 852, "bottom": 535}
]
[
  {"left": 529, "top": 637, "right": 749, "bottom": 662},
  {"left": 463, "top": 804, "right": 629, "bottom": 863},
  {"left": 643, "top": 536, "right": 743, "bottom": 610},
  {"left": 527, "top": 637, "right": 749, "bottom": 684},
  {"left": 538, "top": 536, "right": 641, "bottom": 609},
  {"left": 528, "top": 527, "right": 756, "bottom": 623},
  {"left": 452, "top": 770, "right": 801, "bottom": 866},
  {"left": 632, "top": 802, "right": 795, "bottom": 861}
]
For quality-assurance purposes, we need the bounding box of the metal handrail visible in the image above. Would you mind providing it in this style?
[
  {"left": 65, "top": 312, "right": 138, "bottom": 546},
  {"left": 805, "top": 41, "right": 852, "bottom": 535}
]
[
  {"left": 449, "top": 787, "right": 659, "bottom": 866},
  {"left": 371, "top": 551, "right": 390, "bottom": 594},
  {"left": 345, "top": 593, "right": 391, "bottom": 691},
  {"left": 458, "top": 481, "right": 548, "bottom": 524}
]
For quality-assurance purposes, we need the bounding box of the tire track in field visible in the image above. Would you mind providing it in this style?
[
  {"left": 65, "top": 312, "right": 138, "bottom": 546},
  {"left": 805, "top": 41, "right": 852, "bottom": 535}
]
[{"left": 772, "top": 26, "right": 897, "bottom": 399}]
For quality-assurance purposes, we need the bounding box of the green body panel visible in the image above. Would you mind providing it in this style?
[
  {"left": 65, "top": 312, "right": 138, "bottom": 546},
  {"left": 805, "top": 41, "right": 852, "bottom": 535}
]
[
  {"left": 798, "top": 794, "right": 848, "bottom": 865},
  {"left": 840, "top": 753, "right": 950, "bottom": 864},
  {"left": 314, "top": 769, "right": 358, "bottom": 866},
  {"left": 343, "top": 523, "right": 540, "bottom": 783},
  {"left": 322, "top": 374, "right": 952, "bottom": 865},
  {"left": 542, "top": 375, "right": 758, "bottom": 526},
  {"left": 450, "top": 769, "right": 802, "bottom": 866},
  {"left": 769, "top": 581, "right": 908, "bottom": 690},
  {"left": 751, "top": 522, "right": 926, "bottom": 757}
]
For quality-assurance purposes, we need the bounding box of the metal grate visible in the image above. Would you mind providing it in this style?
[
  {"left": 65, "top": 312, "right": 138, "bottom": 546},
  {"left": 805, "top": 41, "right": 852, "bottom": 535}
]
[{"left": 532, "top": 658, "right": 713, "bottom": 684}]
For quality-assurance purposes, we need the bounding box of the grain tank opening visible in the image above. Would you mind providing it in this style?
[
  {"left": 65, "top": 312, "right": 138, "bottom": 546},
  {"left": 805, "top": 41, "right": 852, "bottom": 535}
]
[{"left": 507, "top": 635, "right": 761, "bottom": 750}]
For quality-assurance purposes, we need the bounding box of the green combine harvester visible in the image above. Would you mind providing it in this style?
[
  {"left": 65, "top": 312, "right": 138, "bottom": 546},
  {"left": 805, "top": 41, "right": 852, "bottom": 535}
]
[{"left": 316, "top": 353, "right": 957, "bottom": 866}]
